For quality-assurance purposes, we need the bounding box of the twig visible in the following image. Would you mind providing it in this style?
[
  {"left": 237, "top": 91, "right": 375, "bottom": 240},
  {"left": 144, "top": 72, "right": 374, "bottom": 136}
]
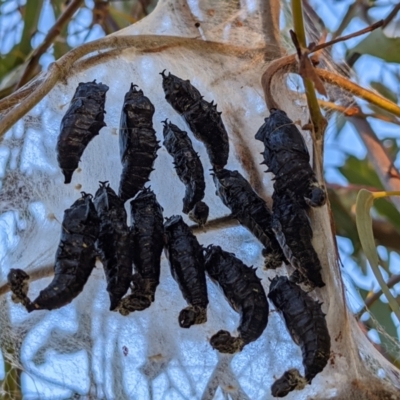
[
  {"left": 291, "top": 0, "right": 326, "bottom": 140},
  {"left": 261, "top": 54, "right": 296, "bottom": 110},
  {"left": 16, "top": 0, "right": 85, "bottom": 89},
  {"left": 356, "top": 274, "right": 400, "bottom": 318},
  {"left": 382, "top": 2, "right": 400, "bottom": 28},
  {"left": 0, "top": 35, "right": 267, "bottom": 139},
  {"left": 0, "top": 216, "right": 237, "bottom": 296},
  {"left": 356, "top": 275, "right": 400, "bottom": 319},
  {"left": 348, "top": 117, "right": 400, "bottom": 212},
  {"left": 316, "top": 69, "right": 400, "bottom": 118},
  {"left": 191, "top": 215, "right": 237, "bottom": 233},
  {"left": 0, "top": 264, "right": 54, "bottom": 297},
  {"left": 261, "top": 57, "right": 400, "bottom": 119},
  {"left": 319, "top": 100, "right": 400, "bottom": 126},
  {"left": 0, "top": 78, "right": 43, "bottom": 112},
  {"left": 331, "top": 0, "right": 361, "bottom": 40},
  {"left": 311, "top": 20, "right": 383, "bottom": 53}
]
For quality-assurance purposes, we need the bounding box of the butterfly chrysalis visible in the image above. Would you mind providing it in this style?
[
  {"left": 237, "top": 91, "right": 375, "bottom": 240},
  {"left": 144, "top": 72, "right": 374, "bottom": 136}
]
[
  {"left": 213, "top": 168, "right": 287, "bottom": 269},
  {"left": 204, "top": 245, "right": 269, "bottom": 353},
  {"left": 255, "top": 108, "right": 326, "bottom": 208},
  {"left": 57, "top": 80, "right": 109, "bottom": 184},
  {"left": 119, "top": 84, "right": 160, "bottom": 201},
  {"left": 164, "top": 215, "right": 208, "bottom": 328},
  {"left": 9, "top": 193, "right": 100, "bottom": 311},
  {"left": 93, "top": 182, "right": 132, "bottom": 311},
  {"left": 161, "top": 71, "right": 229, "bottom": 169}
]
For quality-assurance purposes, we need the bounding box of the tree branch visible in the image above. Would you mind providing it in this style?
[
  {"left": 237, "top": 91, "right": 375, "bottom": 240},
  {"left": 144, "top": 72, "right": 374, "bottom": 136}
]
[
  {"left": 0, "top": 35, "right": 267, "bottom": 139},
  {"left": 319, "top": 100, "right": 400, "bottom": 126},
  {"left": 356, "top": 274, "right": 400, "bottom": 319},
  {"left": 0, "top": 216, "right": 237, "bottom": 296},
  {"left": 16, "top": 0, "right": 85, "bottom": 89},
  {"left": 261, "top": 55, "right": 400, "bottom": 119},
  {"left": 316, "top": 69, "right": 400, "bottom": 118},
  {"left": 291, "top": 0, "right": 326, "bottom": 140}
]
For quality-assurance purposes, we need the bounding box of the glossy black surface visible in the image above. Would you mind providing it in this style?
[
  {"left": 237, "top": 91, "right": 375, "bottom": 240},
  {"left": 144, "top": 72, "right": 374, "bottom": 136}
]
[
  {"left": 213, "top": 168, "right": 287, "bottom": 269},
  {"left": 268, "top": 276, "right": 331, "bottom": 384},
  {"left": 161, "top": 71, "right": 229, "bottom": 168},
  {"left": 164, "top": 215, "right": 208, "bottom": 328},
  {"left": 93, "top": 182, "right": 132, "bottom": 311},
  {"left": 118, "top": 84, "right": 159, "bottom": 201},
  {"left": 57, "top": 80, "right": 108, "bottom": 184},
  {"left": 204, "top": 245, "right": 269, "bottom": 353}
]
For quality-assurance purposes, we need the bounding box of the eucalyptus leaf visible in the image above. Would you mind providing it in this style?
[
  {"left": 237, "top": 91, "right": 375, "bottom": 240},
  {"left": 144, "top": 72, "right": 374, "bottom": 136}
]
[{"left": 347, "top": 29, "right": 400, "bottom": 64}]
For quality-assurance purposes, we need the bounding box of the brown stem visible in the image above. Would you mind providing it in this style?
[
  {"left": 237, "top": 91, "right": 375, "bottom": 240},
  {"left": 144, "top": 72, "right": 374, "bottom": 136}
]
[
  {"left": 261, "top": 54, "right": 296, "bottom": 109},
  {"left": 0, "top": 78, "right": 43, "bottom": 112},
  {"left": 0, "top": 35, "right": 267, "bottom": 138},
  {"left": 311, "top": 20, "right": 383, "bottom": 53},
  {"left": 16, "top": 0, "right": 85, "bottom": 89},
  {"left": 319, "top": 100, "right": 400, "bottom": 126},
  {"left": 0, "top": 216, "right": 237, "bottom": 296},
  {"left": 356, "top": 274, "right": 400, "bottom": 318},
  {"left": 382, "top": 2, "right": 400, "bottom": 28},
  {"left": 0, "top": 264, "right": 54, "bottom": 297}
]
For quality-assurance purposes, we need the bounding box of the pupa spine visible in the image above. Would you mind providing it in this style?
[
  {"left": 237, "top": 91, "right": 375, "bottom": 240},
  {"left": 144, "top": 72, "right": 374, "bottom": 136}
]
[
  {"left": 118, "top": 84, "right": 160, "bottom": 201},
  {"left": 57, "top": 80, "right": 109, "bottom": 184},
  {"left": 255, "top": 108, "right": 326, "bottom": 208},
  {"left": 204, "top": 245, "right": 269, "bottom": 353},
  {"left": 268, "top": 276, "right": 330, "bottom": 389},
  {"left": 164, "top": 215, "right": 208, "bottom": 328},
  {"left": 160, "top": 70, "right": 229, "bottom": 169},
  {"left": 93, "top": 182, "right": 132, "bottom": 311},
  {"left": 8, "top": 193, "right": 100, "bottom": 311},
  {"left": 162, "top": 120, "right": 208, "bottom": 223},
  {"left": 272, "top": 191, "right": 325, "bottom": 288}
]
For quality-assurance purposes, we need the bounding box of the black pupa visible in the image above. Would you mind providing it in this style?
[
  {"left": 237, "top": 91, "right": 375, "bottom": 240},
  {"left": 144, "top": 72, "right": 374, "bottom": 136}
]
[
  {"left": 57, "top": 80, "right": 109, "bottom": 184},
  {"left": 93, "top": 182, "right": 132, "bottom": 311},
  {"left": 8, "top": 193, "right": 100, "bottom": 312},
  {"left": 118, "top": 188, "right": 164, "bottom": 315},
  {"left": 162, "top": 120, "right": 208, "bottom": 224},
  {"left": 164, "top": 215, "right": 208, "bottom": 328},
  {"left": 268, "top": 276, "right": 330, "bottom": 394},
  {"left": 204, "top": 245, "right": 269, "bottom": 354},
  {"left": 255, "top": 108, "right": 326, "bottom": 208},
  {"left": 213, "top": 168, "right": 287, "bottom": 269},
  {"left": 119, "top": 84, "right": 160, "bottom": 201},
  {"left": 160, "top": 70, "right": 229, "bottom": 169},
  {"left": 272, "top": 191, "right": 325, "bottom": 288}
]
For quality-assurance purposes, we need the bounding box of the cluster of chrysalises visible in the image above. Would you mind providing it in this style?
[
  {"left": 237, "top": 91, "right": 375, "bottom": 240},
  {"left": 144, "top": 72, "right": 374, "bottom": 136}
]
[
  {"left": 255, "top": 108, "right": 326, "bottom": 289},
  {"left": 255, "top": 108, "right": 330, "bottom": 396},
  {"left": 9, "top": 78, "right": 330, "bottom": 397}
]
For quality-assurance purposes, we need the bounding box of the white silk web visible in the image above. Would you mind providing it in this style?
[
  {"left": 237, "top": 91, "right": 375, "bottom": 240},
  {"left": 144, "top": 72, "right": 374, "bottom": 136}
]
[{"left": 0, "top": 1, "right": 399, "bottom": 399}]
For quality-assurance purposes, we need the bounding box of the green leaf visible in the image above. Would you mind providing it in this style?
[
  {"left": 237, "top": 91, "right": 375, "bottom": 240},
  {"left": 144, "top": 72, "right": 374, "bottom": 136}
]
[
  {"left": 328, "top": 188, "right": 362, "bottom": 254},
  {"left": 347, "top": 29, "right": 400, "bottom": 64},
  {"left": 339, "top": 155, "right": 400, "bottom": 231},
  {"left": 370, "top": 81, "right": 398, "bottom": 103},
  {"left": 360, "top": 288, "right": 400, "bottom": 363},
  {"left": 356, "top": 189, "right": 400, "bottom": 322},
  {"left": 339, "top": 155, "right": 383, "bottom": 188}
]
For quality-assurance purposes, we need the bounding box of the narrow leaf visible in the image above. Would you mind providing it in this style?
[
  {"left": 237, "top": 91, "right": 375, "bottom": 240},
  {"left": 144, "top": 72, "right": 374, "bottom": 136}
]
[{"left": 356, "top": 189, "right": 400, "bottom": 322}]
